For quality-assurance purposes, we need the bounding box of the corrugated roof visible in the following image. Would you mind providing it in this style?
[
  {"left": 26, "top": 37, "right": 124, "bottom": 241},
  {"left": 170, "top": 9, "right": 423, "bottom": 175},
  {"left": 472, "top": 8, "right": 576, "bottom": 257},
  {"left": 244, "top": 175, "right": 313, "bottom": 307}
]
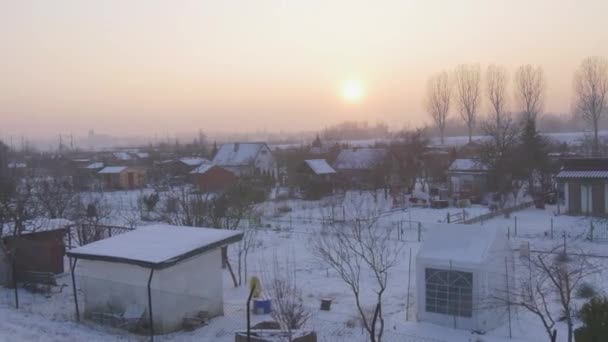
[{"left": 556, "top": 170, "right": 608, "bottom": 179}]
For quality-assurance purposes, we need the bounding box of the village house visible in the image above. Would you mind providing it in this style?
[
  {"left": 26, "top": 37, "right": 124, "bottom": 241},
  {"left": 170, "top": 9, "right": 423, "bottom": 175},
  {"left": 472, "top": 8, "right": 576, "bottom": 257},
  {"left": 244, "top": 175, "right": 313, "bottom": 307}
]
[
  {"left": 333, "top": 148, "right": 388, "bottom": 187},
  {"left": 190, "top": 162, "right": 238, "bottom": 193},
  {"left": 295, "top": 159, "right": 336, "bottom": 199},
  {"left": 556, "top": 158, "right": 608, "bottom": 216},
  {"left": 447, "top": 159, "right": 488, "bottom": 202},
  {"left": 98, "top": 166, "right": 146, "bottom": 190},
  {"left": 67, "top": 225, "right": 243, "bottom": 335},
  {"left": 212, "top": 143, "right": 276, "bottom": 178}
]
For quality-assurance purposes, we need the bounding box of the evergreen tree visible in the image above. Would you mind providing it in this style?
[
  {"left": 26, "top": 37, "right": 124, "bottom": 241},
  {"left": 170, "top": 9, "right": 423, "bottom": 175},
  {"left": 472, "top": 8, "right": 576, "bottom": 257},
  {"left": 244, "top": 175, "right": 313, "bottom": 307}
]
[
  {"left": 518, "top": 116, "right": 550, "bottom": 195},
  {"left": 575, "top": 296, "right": 608, "bottom": 342}
]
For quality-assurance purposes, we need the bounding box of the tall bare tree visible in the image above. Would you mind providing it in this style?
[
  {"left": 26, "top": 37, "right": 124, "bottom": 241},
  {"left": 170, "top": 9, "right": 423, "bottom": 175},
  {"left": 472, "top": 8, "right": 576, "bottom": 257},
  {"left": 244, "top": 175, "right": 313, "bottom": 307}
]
[
  {"left": 515, "top": 64, "right": 545, "bottom": 121},
  {"left": 311, "top": 199, "right": 402, "bottom": 342},
  {"left": 486, "top": 64, "right": 509, "bottom": 130},
  {"left": 425, "top": 71, "right": 451, "bottom": 144},
  {"left": 454, "top": 64, "right": 481, "bottom": 142},
  {"left": 573, "top": 56, "right": 608, "bottom": 156}
]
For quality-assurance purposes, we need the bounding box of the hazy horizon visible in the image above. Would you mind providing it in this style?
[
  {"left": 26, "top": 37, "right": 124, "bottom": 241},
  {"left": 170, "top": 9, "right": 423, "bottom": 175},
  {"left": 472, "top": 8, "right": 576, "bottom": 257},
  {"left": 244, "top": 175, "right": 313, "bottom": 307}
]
[{"left": 2, "top": 0, "right": 608, "bottom": 138}]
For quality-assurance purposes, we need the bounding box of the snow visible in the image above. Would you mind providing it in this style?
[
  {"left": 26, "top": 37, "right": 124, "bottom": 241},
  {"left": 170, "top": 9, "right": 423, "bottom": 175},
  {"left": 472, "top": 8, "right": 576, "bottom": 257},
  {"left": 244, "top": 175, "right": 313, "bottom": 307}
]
[
  {"left": 333, "top": 148, "right": 387, "bottom": 170},
  {"left": 84, "top": 162, "right": 104, "bottom": 169},
  {"left": 448, "top": 158, "right": 487, "bottom": 172},
  {"left": 97, "top": 166, "right": 127, "bottom": 174},
  {"left": 179, "top": 157, "right": 208, "bottom": 167},
  {"left": 7, "top": 162, "right": 26, "bottom": 169},
  {"left": 417, "top": 223, "right": 503, "bottom": 264},
  {"left": 190, "top": 161, "right": 215, "bottom": 174},
  {"left": 67, "top": 225, "right": 243, "bottom": 265},
  {"left": 112, "top": 152, "right": 133, "bottom": 161},
  {"left": 2, "top": 190, "right": 605, "bottom": 342},
  {"left": 212, "top": 143, "right": 267, "bottom": 166},
  {"left": 134, "top": 152, "right": 149, "bottom": 159},
  {"left": 304, "top": 159, "right": 336, "bottom": 175}
]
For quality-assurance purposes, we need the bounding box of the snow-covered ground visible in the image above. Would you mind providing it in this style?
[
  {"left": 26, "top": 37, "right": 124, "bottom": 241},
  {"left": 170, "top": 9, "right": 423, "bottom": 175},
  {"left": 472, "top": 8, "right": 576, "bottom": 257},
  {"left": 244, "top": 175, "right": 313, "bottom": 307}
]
[{"left": 2, "top": 191, "right": 607, "bottom": 342}]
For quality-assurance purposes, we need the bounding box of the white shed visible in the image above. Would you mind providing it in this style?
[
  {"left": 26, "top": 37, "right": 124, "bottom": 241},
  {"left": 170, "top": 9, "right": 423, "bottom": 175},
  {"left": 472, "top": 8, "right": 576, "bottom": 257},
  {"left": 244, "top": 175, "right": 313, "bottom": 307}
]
[
  {"left": 416, "top": 223, "right": 510, "bottom": 332},
  {"left": 67, "top": 225, "right": 243, "bottom": 335}
]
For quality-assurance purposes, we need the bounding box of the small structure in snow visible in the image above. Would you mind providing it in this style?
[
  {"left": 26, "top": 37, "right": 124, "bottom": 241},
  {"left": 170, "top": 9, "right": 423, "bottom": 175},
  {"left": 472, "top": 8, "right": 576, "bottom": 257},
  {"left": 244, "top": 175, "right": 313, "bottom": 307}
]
[
  {"left": 333, "top": 148, "right": 388, "bottom": 187},
  {"left": 212, "top": 142, "right": 276, "bottom": 177},
  {"left": 416, "top": 223, "right": 510, "bottom": 332},
  {"left": 190, "top": 162, "right": 238, "bottom": 193},
  {"left": 67, "top": 225, "right": 243, "bottom": 334},
  {"left": 447, "top": 159, "right": 488, "bottom": 202},
  {"left": 98, "top": 166, "right": 146, "bottom": 190},
  {"left": 556, "top": 158, "right": 608, "bottom": 216},
  {"left": 295, "top": 159, "right": 336, "bottom": 199}
]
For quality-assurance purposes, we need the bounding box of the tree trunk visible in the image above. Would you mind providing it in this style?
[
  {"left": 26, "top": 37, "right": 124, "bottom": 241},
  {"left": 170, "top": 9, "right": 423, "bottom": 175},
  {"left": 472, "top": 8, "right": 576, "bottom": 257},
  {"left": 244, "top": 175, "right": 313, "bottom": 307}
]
[
  {"left": 221, "top": 246, "right": 238, "bottom": 287},
  {"left": 593, "top": 121, "right": 600, "bottom": 157},
  {"left": 468, "top": 125, "right": 473, "bottom": 143}
]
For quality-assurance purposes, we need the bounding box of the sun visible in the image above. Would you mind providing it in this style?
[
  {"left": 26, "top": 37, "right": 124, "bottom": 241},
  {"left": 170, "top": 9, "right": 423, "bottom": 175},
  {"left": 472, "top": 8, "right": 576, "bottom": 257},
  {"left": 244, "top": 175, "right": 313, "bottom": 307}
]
[{"left": 341, "top": 79, "right": 365, "bottom": 103}]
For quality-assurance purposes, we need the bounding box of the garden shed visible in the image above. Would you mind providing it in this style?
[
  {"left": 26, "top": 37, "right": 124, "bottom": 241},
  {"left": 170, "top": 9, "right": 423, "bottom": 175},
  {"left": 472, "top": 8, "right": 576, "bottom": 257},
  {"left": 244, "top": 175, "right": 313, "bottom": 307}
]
[
  {"left": 67, "top": 225, "right": 243, "bottom": 335},
  {"left": 416, "top": 223, "right": 510, "bottom": 332}
]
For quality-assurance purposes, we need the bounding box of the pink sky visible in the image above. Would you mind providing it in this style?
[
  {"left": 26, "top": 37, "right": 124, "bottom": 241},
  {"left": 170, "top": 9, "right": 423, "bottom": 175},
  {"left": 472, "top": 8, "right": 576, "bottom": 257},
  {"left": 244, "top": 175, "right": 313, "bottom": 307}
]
[{"left": 1, "top": 0, "right": 608, "bottom": 138}]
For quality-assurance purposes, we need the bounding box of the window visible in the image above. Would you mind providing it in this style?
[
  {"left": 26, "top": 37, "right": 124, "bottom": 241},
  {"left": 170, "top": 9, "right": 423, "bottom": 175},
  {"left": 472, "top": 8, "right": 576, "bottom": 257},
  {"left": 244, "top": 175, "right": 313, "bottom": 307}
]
[{"left": 425, "top": 268, "right": 473, "bottom": 317}]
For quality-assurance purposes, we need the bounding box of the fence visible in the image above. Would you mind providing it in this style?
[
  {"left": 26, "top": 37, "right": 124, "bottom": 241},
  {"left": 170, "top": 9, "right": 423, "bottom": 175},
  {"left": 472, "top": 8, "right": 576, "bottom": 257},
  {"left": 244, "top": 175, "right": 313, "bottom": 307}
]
[{"left": 462, "top": 201, "right": 534, "bottom": 225}]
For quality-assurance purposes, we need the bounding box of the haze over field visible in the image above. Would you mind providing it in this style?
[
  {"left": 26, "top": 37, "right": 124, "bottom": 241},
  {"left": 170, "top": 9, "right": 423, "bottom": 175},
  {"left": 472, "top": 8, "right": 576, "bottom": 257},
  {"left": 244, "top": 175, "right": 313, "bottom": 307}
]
[{"left": 1, "top": 0, "right": 608, "bottom": 139}]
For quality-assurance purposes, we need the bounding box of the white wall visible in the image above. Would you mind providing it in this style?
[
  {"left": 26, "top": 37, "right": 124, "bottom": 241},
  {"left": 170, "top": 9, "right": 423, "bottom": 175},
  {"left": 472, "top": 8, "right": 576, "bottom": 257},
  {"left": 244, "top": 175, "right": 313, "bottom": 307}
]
[
  {"left": 78, "top": 248, "right": 223, "bottom": 333},
  {"left": 415, "top": 236, "right": 509, "bottom": 332}
]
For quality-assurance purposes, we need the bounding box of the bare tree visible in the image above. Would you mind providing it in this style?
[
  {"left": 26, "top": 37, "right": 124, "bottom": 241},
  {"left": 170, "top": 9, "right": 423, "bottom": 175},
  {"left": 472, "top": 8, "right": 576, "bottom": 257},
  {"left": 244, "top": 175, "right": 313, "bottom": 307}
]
[
  {"left": 236, "top": 226, "right": 258, "bottom": 286},
  {"left": 426, "top": 71, "right": 452, "bottom": 144},
  {"left": 311, "top": 202, "right": 403, "bottom": 342},
  {"left": 35, "top": 176, "right": 75, "bottom": 219},
  {"left": 263, "top": 254, "right": 311, "bottom": 342},
  {"left": 514, "top": 64, "right": 545, "bottom": 121},
  {"left": 495, "top": 245, "right": 598, "bottom": 342},
  {"left": 454, "top": 64, "right": 482, "bottom": 142},
  {"left": 486, "top": 64, "right": 509, "bottom": 130},
  {"left": 573, "top": 56, "right": 608, "bottom": 156}
]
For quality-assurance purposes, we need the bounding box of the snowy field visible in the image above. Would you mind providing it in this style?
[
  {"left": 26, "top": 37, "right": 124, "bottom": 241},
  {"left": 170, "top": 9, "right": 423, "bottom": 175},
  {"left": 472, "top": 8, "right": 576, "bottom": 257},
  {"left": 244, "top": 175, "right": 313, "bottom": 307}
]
[{"left": 1, "top": 191, "right": 607, "bottom": 342}]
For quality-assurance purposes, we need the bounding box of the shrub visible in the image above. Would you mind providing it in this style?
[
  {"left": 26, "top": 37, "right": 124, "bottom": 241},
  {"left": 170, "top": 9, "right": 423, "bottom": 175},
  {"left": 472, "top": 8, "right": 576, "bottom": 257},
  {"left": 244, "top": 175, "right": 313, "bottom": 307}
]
[{"left": 576, "top": 283, "right": 598, "bottom": 299}]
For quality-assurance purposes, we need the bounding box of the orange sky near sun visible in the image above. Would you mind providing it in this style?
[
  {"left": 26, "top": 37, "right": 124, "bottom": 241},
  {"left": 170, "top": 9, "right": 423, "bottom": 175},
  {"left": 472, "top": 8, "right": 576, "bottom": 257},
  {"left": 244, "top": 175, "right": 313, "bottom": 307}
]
[{"left": 1, "top": 0, "right": 608, "bottom": 138}]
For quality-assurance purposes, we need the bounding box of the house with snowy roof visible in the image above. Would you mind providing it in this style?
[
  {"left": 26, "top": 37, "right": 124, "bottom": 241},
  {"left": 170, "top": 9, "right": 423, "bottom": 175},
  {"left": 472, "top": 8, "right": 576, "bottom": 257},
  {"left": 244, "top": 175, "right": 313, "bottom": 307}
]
[
  {"left": 212, "top": 143, "right": 276, "bottom": 178},
  {"left": 67, "top": 225, "right": 243, "bottom": 335},
  {"left": 295, "top": 159, "right": 336, "bottom": 199},
  {"left": 190, "top": 162, "right": 238, "bottom": 193},
  {"left": 333, "top": 148, "right": 388, "bottom": 187},
  {"left": 556, "top": 158, "right": 608, "bottom": 216},
  {"left": 447, "top": 159, "right": 488, "bottom": 201},
  {"left": 98, "top": 166, "right": 146, "bottom": 190}
]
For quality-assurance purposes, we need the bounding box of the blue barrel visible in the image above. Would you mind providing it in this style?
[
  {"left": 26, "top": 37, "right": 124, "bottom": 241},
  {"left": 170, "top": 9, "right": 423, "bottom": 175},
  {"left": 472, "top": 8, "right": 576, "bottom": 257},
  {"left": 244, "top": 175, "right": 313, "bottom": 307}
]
[{"left": 253, "top": 299, "right": 272, "bottom": 314}]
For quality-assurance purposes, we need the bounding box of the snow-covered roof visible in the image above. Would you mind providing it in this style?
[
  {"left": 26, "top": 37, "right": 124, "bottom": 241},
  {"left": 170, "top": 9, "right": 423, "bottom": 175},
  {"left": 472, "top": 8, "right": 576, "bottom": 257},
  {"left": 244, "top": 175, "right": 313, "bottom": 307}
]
[
  {"left": 212, "top": 143, "right": 269, "bottom": 166},
  {"left": 304, "top": 159, "right": 336, "bottom": 175},
  {"left": 333, "top": 148, "right": 387, "bottom": 170},
  {"left": 7, "top": 162, "right": 26, "bottom": 169},
  {"left": 67, "top": 225, "right": 243, "bottom": 269},
  {"left": 134, "top": 152, "right": 150, "bottom": 159},
  {"left": 448, "top": 159, "right": 488, "bottom": 172},
  {"left": 190, "top": 161, "right": 215, "bottom": 174},
  {"left": 417, "top": 224, "right": 503, "bottom": 265},
  {"left": 179, "top": 157, "right": 209, "bottom": 167},
  {"left": 85, "top": 162, "right": 104, "bottom": 169},
  {"left": 3, "top": 218, "right": 72, "bottom": 237},
  {"left": 98, "top": 166, "right": 127, "bottom": 174},
  {"left": 112, "top": 152, "right": 133, "bottom": 161}
]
